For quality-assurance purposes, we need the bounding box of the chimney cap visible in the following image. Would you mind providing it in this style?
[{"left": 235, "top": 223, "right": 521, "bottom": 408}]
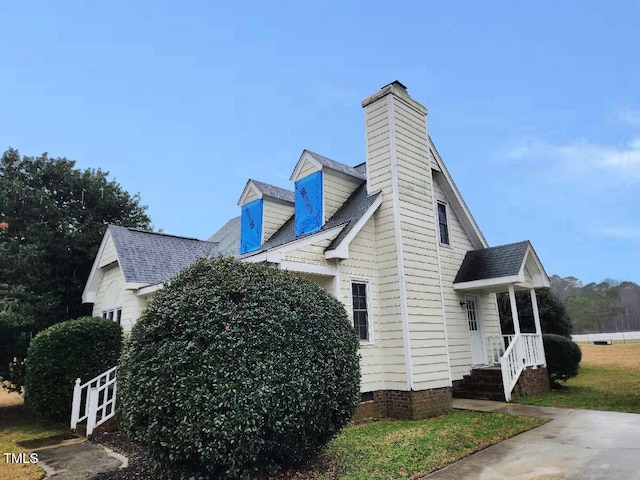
[
  {"left": 362, "top": 79, "right": 425, "bottom": 113},
  {"left": 381, "top": 80, "right": 408, "bottom": 91}
]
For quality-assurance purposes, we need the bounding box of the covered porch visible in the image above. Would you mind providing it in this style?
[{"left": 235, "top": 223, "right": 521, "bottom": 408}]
[{"left": 453, "top": 241, "right": 550, "bottom": 401}]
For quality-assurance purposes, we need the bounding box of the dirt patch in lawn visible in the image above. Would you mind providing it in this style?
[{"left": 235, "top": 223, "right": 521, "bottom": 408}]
[
  {"left": 0, "top": 389, "right": 24, "bottom": 408},
  {"left": 579, "top": 341, "right": 640, "bottom": 369},
  {"left": 17, "top": 433, "right": 77, "bottom": 449}
]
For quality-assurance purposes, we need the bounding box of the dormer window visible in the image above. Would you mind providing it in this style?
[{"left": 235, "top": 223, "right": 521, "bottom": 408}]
[
  {"left": 237, "top": 179, "right": 295, "bottom": 255},
  {"left": 294, "top": 171, "right": 323, "bottom": 236},
  {"left": 240, "top": 199, "right": 263, "bottom": 254}
]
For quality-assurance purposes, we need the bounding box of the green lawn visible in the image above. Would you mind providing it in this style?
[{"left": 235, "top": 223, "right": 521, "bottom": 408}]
[
  {"left": 293, "top": 411, "right": 545, "bottom": 480},
  {"left": 517, "top": 341, "right": 640, "bottom": 413},
  {"left": 2, "top": 388, "right": 544, "bottom": 480},
  {"left": 0, "top": 391, "right": 71, "bottom": 480},
  {"left": 5, "top": 342, "right": 639, "bottom": 479}
]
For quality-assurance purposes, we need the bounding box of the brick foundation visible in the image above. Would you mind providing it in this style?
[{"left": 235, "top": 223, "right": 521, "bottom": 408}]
[
  {"left": 511, "top": 366, "right": 550, "bottom": 400},
  {"left": 353, "top": 387, "right": 452, "bottom": 422},
  {"left": 352, "top": 400, "right": 384, "bottom": 422}
]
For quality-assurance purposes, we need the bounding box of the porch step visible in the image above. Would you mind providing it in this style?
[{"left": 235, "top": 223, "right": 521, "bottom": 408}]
[{"left": 452, "top": 367, "right": 506, "bottom": 402}]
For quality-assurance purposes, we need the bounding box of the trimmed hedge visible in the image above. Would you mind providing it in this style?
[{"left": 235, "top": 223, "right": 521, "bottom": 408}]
[
  {"left": 543, "top": 333, "right": 582, "bottom": 385},
  {"left": 118, "top": 257, "right": 361, "bottom": 480},
  {"left": 24, "top": 316, "right": 122, "bottom": 420}
]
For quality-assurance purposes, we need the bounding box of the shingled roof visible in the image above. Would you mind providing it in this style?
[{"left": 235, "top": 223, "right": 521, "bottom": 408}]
[
  {"left": 255, "top": 183, "right": 381, "bottom": 253},
  {"left": 454, "top": 241, "right": 531, "bottom": 284},
  {"left": 306, "top": 150, "right": 367, "bottom": 181},
  {"left": 247, "top": 180, "right": 294, "bottom": 203},
  {"left": 207, "top": 216, "right": 240, "bottom": 257},
  {"left": 108, "top": 225, "right": 221, "bottom": 285}
]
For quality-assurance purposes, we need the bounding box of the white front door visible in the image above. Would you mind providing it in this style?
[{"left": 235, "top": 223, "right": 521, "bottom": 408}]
[{"left": 466, "top": 296, "right": 486, "bottom": 366}]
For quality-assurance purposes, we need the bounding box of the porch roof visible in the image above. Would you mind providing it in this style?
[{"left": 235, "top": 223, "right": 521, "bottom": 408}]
[{"left": 453, "top": 240, "right": 550, "bottom": 292}]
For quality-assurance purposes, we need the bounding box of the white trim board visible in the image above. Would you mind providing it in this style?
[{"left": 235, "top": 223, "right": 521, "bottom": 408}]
[
  {"left": 429, "top": 139, "right": 487, "bottom": 250},
  {"left": 237, "top": 180, "right": 263, "bottom": 206},
  {"left": 279, "top": 260, "right": 335, "bottom": 277},
  {"left": 240, "top": 224, "right": 345, "bottom": 264},
  {"left": 521, "top": 244, "right": 551, "bottom": 288},
  {"left": 387, "top": 92, "right": 414, "bottom": 391},
  {"left": 137, "top": 283, "right": 163, "bottom": 296},
  {"left": 82, "top": 229, "right": 114, "bottom": 304},
  {"left": 290, "top": 151, "right": 322, "bottom": 182},
  {"left": 325, "top": 193, "right": 383, "bottom": 260}
]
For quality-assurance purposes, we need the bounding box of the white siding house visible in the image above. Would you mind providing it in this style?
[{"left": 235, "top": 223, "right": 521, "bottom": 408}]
[{"left": 83, "top": 81, "right": 551, "bottom": 419}]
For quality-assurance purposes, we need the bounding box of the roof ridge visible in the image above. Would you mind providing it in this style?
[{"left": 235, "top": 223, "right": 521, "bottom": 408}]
[
  {"left": 109, "top": 224, "right": 216, "bottom": 243},
  {"left": 304, "top": 150, "right": 367, "bottom": 180},
  {"left": 246, "top": 179, "right": 295, "bottom": 203},
  {"left": 108, "top": 225, "right": 223, "bottom": 285},
  {"left": 250, "top": 178, "right": 293, "bottom": 191},
  {"left": 472, "top": 240, "right": 530, "bottom": 252}
]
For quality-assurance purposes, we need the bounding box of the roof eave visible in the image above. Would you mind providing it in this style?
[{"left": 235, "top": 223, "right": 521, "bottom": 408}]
[
  {"left": 429, "top": 137, "right": 488, "bottom": 249},
  {"left": 137, "top": 283, "right": 164, "bottom": 296},
  {"left": 521, "top": 243, "right": 551, "bottom": 288},
  {"left": 453, "top": 274, "right": 523, "bottom": 292},
  {"left": 124, "top": 282, "right": 149, "bottom": 290},
  {"left": 325, "top": 193, "right": 383, "bottom": 260},
  {"left": 290, "top": 150, "right": 322, "bottom": 182},
  {"left": 82, "top": 227, "right": 116, "bottom": 304},
  {"left": 241, "top": 224, "right": 345, "bottom": 263},
  {"left": 237, "top": 180, "right": 262, "bottom": 206}
]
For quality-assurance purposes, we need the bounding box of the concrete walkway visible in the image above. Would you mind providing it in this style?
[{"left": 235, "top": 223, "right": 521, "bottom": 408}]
[
  {"left": 24, "top": 400, "right": 640, "bottom": 479},
  {"left": 422, "top": 399, "right": 640, "bottom": 480},
  {"left": 33, "top": 437, "right": 126, "bottom": 479}
]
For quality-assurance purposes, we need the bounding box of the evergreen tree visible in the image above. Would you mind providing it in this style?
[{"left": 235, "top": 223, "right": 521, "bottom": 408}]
[
  {"left": 498, "top": 287, "right": 573, "bottom": 337},
  {"left": 0, "top": 148, "right": 150, "bottom": 378}
]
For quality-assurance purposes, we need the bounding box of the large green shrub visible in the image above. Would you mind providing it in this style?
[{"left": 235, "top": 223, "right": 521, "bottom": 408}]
[
  {"left": 25, "top": 316, "right": 122, "bottom": 420},
  {"left": 543, "top": 333, "right": 582, "bottom": 386},
  {"left": 119, "top": 257, "right": 361, "bottom": 479}
]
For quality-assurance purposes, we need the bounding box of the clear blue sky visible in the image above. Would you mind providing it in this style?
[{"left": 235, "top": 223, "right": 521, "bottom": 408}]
[{"left": 1, "top": 1, "right": 639, "bottom": 284}]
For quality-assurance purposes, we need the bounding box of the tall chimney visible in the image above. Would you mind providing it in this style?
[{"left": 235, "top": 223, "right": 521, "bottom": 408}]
[
  {"left": 361, "top": 81, "right": 450, "bottom": 392},
  {"left": 361, "top": 81, "right": 429, "bottom": 195}
]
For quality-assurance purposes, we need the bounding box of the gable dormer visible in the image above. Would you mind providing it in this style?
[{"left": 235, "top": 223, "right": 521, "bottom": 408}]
[
  {"left": 237, "top": 180, "right": 294, "bottom": 254},
  {"left": 289, "top": 150, "right": 366, "bottom": 237}
]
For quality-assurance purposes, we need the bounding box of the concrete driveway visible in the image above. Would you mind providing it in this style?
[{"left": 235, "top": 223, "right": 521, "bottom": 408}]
[{"left": 423, "top": 399, "right": 640, "bottom": 480}]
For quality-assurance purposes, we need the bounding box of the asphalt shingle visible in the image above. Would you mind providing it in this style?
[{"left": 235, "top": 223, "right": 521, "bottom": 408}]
[
  {"left": 256, "top": 183, "right": 380, "bottom": 253},
  {"left": 108, "top": 225, "right": 221, "bottom": 285},
  {"left": 248, "top": 180, "right": 294, "bottom": 203},
  {"left": 206, "top": 217, "right": 240, "bottom": 257},
  {"left": 306, "top": 150, "right": 367, "bottom": 180},
  {"left": 454, "top": 241, "right": 531, "bottom": 284}
]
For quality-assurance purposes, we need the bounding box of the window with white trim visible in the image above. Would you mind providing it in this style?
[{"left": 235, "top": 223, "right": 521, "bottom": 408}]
[
  {"left": 351, "top": 282, "right": 370, "bottom": 341},
  {"left": 102, "top": 308, "right": 122, "bottom": 326},
  {"left": 437, "top": 201, "right": 450, "bottom": 246}
]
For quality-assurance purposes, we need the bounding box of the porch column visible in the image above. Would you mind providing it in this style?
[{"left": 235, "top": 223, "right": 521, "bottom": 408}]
[
  {"left": 508, "top": 285, "right": 521, "bottom": 335},
  {"left": 530, "top": 288, "right": 542, "bottom": 336},
  {"left": 530, "top": 288, "right": 546, "bottom": 367}
]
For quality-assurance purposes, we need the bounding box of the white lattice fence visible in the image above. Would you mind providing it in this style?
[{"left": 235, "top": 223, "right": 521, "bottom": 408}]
[{"left": 70, "top": 366, "right": 117, "bottom": 436}]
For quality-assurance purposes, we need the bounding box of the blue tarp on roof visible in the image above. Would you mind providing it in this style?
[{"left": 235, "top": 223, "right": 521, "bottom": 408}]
[
  {"left": 240, "top": 199, "right": 263, "bottom": 254},
  {"left": 295, "top": 171, "right": 322, "bottom": 236}
]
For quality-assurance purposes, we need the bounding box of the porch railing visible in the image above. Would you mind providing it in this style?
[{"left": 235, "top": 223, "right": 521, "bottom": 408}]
[
  {"left": 70, "top": 366, "right": 117, "bottom": 436},
  {"left": 520, "top": 334, "right": 545, "bottom": 368},
  {"left": 499, "top": 333, "right": 523, "bottom": 402},
  {"left": 495, "top": 333, "right": 545, "bottom": 402}
]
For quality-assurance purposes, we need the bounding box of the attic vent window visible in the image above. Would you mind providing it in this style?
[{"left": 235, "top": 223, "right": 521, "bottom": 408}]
[
  {"left": 240, "top": 199, "right": 263, "bottom": 254},
  {"left": 294, "top": 171, "right": 322, "bottom": 236},
  {"left": 437, "top": 201, "right": 450, "bottom": 246}
]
